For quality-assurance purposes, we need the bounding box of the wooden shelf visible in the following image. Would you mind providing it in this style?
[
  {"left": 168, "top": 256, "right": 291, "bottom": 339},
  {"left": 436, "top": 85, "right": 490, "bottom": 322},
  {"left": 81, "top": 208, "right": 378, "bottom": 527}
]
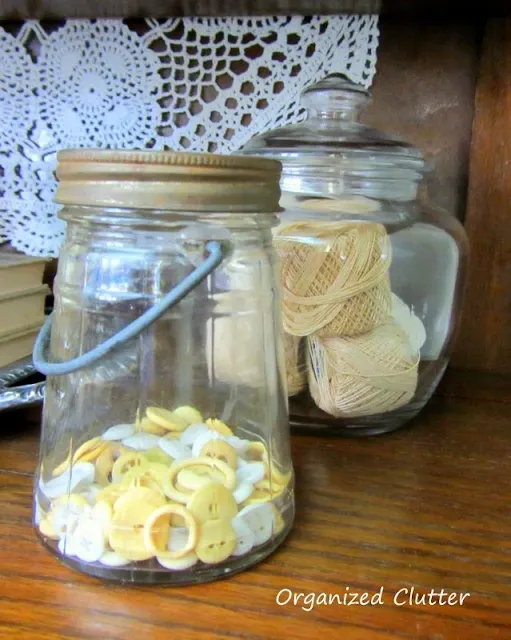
[
  {"left": 0, "top": 0, "right": 510, "bottom": 19},
  {"left": 0, "top": 370, "right": 509, "bottom": 638}
]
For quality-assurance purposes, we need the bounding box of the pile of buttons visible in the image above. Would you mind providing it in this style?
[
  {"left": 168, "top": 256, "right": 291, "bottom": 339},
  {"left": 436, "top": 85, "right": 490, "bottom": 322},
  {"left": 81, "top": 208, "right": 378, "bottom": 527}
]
[{"left": 36, "top": 405, "right": 292, "bottom": 570}]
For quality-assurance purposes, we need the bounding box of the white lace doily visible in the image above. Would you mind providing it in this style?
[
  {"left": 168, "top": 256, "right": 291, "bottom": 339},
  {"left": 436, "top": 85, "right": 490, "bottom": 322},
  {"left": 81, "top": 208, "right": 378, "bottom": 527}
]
[{"left": 0, "top": 16, "right": 379, "bottom": 257}]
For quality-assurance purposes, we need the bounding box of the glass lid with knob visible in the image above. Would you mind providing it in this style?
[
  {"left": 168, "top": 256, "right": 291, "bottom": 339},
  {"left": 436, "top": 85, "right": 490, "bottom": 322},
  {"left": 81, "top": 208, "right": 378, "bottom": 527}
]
[{"left": 242, "top": 75, "right": 425, "bottom": 203}]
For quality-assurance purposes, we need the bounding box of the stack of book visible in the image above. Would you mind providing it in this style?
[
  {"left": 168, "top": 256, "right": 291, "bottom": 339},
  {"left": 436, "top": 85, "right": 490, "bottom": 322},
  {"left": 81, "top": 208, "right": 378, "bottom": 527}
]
[{"left": 0, "top": 253, "right": 49, "bottom": 368}]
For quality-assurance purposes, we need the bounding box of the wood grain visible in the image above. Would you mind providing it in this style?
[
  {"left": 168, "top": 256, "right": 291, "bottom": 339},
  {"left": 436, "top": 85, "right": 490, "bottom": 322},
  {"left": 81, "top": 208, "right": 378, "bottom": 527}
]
[
  {"left": 453, "top": 18, "right": 511, "bottom": 374},
  {"left": 363, "top": 16, "right": 481, "bottom": 220},
  {"left": 0, "top": 377, "right": 510, "bottom": 639}
]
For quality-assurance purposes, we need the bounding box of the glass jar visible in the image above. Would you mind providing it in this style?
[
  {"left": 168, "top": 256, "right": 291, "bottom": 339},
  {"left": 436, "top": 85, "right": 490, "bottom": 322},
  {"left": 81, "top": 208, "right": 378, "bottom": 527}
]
[
  {"left": 32, "top": 150, "right": 294, "bottom": 584},
  {"left": 242, "top": 76, "right": 468, "bottom": 436}
]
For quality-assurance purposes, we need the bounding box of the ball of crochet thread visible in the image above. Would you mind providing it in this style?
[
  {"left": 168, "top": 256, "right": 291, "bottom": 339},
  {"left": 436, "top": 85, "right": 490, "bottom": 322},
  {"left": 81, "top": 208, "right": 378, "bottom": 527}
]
[
  {"left": 274, "top": 221, "right": 392, "bottom": 338},
  {"left": 284, "top": 331, "right": 306, "bottom": 397},
  {"left": 307, "top": 321, "right": 419, "bottom": 418},
  {"left": 206, "top": 291, "right": 282, "bottom": 389}
]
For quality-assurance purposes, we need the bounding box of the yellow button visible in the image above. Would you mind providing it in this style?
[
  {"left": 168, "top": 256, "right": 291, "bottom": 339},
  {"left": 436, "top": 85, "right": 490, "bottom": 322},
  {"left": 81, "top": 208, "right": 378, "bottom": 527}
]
[
  {"left": 96, "top": 483, "right": 128, "bottom": 508},
  {"left": 187, "top": 483, "right": 238, "bottom": 524},
  {"left": 156, "top": 551, "right": 198, "bottom": 570},
  {"left": 195, "top": 518, "right": 237, "bottom": 564},
  {"left": 111, "top": 452, "right": 149, "bottom": 484},
  {"left": 39, "top": 517, "right": 58, "bottom": 540},
  {"left": 136, "top": 417, "right": 167, "bottom": 436},
  {"left": 205, "top": 418, "right": 233, "bottom": 436},
  {"left": 120, "top": 463, "right": 168, "bottom": 494},
  {"left": 200, "top": 440, "right": 237, "bottom": 470},
  {"left": 95, "top": 446, "right": 114, "bottom": 486},
  {"left": 144, "top": 447, "right": 172, "bottom": 466},
  {"left": 109, "top": 487, "right": 166, "bottom": 561},
  {"left": 172, "top": 405, "right": 203, "bottom": 426},
  {"left": 176, "top": 466, "right": 225, "bottom": 491},
  {"left": 163, "top": 456, "right": 236, "bottom": 504},
  {"left": 143, "top": 504, "right": 198, "bottom": 560},
  {"left": 73, "top": 437, "right": 109, "bottom": 464},
  {"left": 245, "top": 441, "right": 268, "bottom": 462},
  {"left": 242, "top": 479, "right": 285, "bottom": 505},
  {"left": 146, "top": 406, "right": 188, "bottom": 432}
]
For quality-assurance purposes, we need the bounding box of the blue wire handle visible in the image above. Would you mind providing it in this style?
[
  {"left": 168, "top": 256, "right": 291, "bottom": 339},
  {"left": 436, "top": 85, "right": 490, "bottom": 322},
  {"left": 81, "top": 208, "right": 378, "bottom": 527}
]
[{"left": 33, "top": 240, "right": 225, "bottom": 377}]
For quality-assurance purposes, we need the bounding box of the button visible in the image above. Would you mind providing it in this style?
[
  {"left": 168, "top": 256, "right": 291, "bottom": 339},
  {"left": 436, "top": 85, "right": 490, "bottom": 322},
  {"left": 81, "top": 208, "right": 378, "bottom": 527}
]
[
  {"left": 231, "top": 515, "right": 255, "bottom": 556},
  {"left": 136, "top": 417, "right": 167, "bottom": 436},
  {"left": 95, "top": 483, "right": 128, "bottom": 508},
  {"left": 143, "top": 504, "right": 197, "bottom": 559},
  {"left": 109, "top": 487, "right": 166, "bottom": 561},
  {"left": 232, "top": 482, "right": 254, "bottom": 505},
  {"left": 164, "top": 457, "right": 236, "bottom": 504},
  {"left": 180, "top": 423, "right": 210, "bottom": 447},
  {"left": 91, "top": 500, "right": 113, "bottom": 543},
  {"left": 50, "top": 493, "right": 90, "bottom": 537},
  {"left": 236, "top": 462, "right": 265, "bottom": 485},
  {"left": 102, "top": 424, "right": 135, "bottom": 441},
  {"left": 245, "top": 441, "right": 267, "bottom": 462},
  {"left": 158, "top": 437, "right": 191, "bottom": 461},
  {"left": 95, "top": 446, "right": 114, "bottom": 485},
  {"left": 52, "top": 449, "right": 72, "bottom": 477},
  {"left": 120, "top": 463, "right": 168, "bottom": 494},
  {"left": 111, "top": 452, "right": 149, "bottom": 484},
  {"left": 156, "top": 552, "right": 198, "bottom": 570},
  {"left": 205, "top": 418, "right": 233, "bottom": 436},
  {"left": 191, "top": 431, "right": 224, "bottom": 458},
  {"left": 38, "top": 517, "right": 58, "bottom": 539},
  {"left": 200, "top": 440, "right": 237, "bottom": 469},
  {"left": 78, "top": 483, "right": 102, "bottom": 505},
  {"left": 237, "top": 502, "right": 275, "bottom": 545},
  {"left": 144, "top": 447, "right": 173, "bottom": 466},
  {"left": 41, "top": 461, "right": 96, "bottom": 499},
  {"left": 176, "top": 466, "right": 225, "bottom": 491},
  {"left": 195, "top": 518, "right": 237, "bottom": 564},
  {"left": 99, "top": 551, "right": 131, "bottom": 567},
  {"left": 243, "top": 479, "right": 286, "bottom": 505},
  {"left": 146, "top": 406, "right": 188, "bottom": 432},
  {"left": 186, "top": 483, "right": 238, "bottom": 523},
  {"left": 73, "top": 437, "right": 109, "bottom": 464},
  {"left": 71, "top": 517, "right": 106, "bottom": 563},
  {"left": 172, "top": 405, "right": 204, "bottom": 426},
  {"left": 122, "top": 433, "right": 161, "bottom": 451}
]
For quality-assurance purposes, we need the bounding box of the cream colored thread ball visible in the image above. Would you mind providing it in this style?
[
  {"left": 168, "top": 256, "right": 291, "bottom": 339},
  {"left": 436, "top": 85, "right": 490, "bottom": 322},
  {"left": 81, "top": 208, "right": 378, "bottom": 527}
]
[
  {"left": 283, "top": 332, "right": 306, "bottom": 397},
  {"left": 274, "top": 221, "right": 392, "bottom": 338},
  {"left": 307, "top": 322, "right": 419, "bottom": 418}
]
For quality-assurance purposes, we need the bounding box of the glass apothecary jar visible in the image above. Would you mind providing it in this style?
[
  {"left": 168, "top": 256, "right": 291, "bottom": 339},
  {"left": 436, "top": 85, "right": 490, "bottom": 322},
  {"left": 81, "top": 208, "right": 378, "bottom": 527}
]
[
  {"left": 33, "top": 150, "right": 294, "bottom": 584},
  {"left": 242, "top": 76, "right": 468, "bottom": 436}
]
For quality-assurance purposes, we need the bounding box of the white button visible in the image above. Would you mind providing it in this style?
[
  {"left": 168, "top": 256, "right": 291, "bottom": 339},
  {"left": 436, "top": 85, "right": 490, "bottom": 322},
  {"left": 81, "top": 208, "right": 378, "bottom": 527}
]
[
  {"left": 167, "top": 527, "right": 189, "bottom": 552},
  {"left": 99, "top": 551, "right": 131, "bottom": 567},
  {"left": 180, "top": 423, "right": 210, "bottom": 447},
  {"left": 232, "top": 482, "right": 254, "bottom": 504},
  {"left": 58, "top": 533, "right": 78, "bottom": 557},
  {"left": 102, "top": 424, "right": 135, "bottom": 441},
  {"left": 231, "top": 516, "right": 255, "bottom": 556},
  {"left": 122, "top": 433, "right": 160, "bottom": 451},
  {"left": 237, "top": 503, "right": 275, "bottom": 545},
  {"left": 236, "top": 462, "right": 265, "bottom": 485},
  {"left": 226, "top": 435, "right": 251, "bottom": 453},
  {"left": 41, "top": 462, "right": 95, "bottom": 499},
  {"left": 158, "top": 438, "right": 191, "bottom": 460},
  {"left": 72, "top": 518, "right": 105, "bottom": 563}
]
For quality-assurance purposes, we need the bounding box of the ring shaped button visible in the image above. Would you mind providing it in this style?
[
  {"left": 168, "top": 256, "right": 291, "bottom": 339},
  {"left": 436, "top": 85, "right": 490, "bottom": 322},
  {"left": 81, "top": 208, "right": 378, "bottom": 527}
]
[
  {"left": 163, "top": 456, "right": 236, "bottom": 504},
  {"left": 143, "top": 504, "right": 198, "bottom": 560}
]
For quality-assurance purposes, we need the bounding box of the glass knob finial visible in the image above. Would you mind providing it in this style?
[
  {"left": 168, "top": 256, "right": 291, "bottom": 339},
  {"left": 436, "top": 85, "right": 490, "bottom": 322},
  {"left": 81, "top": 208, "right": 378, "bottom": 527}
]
[{"left": 300, "top": 74, "right": 370, "bottom": 118}]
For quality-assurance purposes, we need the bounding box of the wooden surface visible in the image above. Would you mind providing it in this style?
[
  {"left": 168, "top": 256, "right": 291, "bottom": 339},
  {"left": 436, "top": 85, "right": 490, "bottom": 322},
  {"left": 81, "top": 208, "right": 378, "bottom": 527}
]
[
  {"left": 1, "top": 0, "right": 511, "bottom": 19},
  {"left": 363, "top": 16, "right": 480, "bottom": 219},
  {"left": 453, "top": 18, "right": 511, "bottom": 374},
  {"left": 0, "top": 372, "right": 510, "bottom": 639}
]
